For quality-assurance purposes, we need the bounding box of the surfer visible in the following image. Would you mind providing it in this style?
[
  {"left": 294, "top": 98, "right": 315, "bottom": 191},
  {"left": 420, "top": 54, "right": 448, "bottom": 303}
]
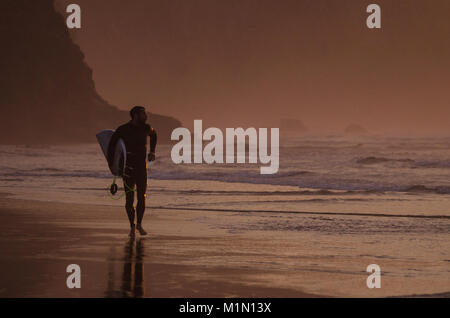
[{"left": 107, "top": 106, "right": 157, "bottom": 237}]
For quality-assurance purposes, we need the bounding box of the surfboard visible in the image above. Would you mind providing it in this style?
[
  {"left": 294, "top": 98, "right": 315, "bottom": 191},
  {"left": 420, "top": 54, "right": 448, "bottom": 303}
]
[{"left": 96, "top": 129, "right": 127, "bottom": 177}]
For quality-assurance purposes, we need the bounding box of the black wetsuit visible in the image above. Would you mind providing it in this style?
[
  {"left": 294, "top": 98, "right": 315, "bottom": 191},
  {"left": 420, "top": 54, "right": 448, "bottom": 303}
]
[{"left": 107, "top": 121, "right": 157, "bottom": 227}]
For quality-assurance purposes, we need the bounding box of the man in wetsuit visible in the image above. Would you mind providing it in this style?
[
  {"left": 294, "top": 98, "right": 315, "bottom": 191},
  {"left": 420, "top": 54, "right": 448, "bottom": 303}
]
[{"left": 107, "top": 106, "right": 157, "bottom": 237}]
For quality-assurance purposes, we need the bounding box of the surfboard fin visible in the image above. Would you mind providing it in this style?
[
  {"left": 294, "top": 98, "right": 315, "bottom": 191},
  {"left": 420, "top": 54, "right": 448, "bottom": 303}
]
[{"left": 110, "top": 183, "right": 118, "bottom": 195}]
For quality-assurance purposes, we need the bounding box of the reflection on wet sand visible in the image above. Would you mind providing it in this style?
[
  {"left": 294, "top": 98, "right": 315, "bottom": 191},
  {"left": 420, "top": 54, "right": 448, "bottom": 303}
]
[{"left": 105, "top": 237, "right": 145, "bottom": 298}]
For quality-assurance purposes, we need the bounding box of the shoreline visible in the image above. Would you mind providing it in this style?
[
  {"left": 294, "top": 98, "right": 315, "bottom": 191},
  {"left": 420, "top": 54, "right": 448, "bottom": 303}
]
[
  {"left": 0, "top": 192, "right": 448, "bottom": 298},
  {"left": 0, "top": 193, "right": 322, "bottom": 298}
]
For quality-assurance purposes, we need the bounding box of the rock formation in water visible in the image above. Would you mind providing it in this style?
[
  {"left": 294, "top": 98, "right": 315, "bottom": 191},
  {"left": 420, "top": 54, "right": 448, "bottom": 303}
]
[
  {"left": 279, "top": 118, "right": 308, "bottom": 134},
  {"left": 344, "top": 124, "right": 369, "bottom": 135}
]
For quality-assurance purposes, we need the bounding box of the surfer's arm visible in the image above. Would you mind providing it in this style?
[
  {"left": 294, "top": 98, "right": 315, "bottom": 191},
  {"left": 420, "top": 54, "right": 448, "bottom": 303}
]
[
  {"left": 149, "top": 127, "right": 157, "bottom": 153},
  {"left": 148, "top": 126, "right": 157, "bottom": 161}
]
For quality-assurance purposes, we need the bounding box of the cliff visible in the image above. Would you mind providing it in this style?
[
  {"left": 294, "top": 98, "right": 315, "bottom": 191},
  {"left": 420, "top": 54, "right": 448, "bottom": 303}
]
[{"left": 0, "top": 0, "right": 181, "bottom": 144}]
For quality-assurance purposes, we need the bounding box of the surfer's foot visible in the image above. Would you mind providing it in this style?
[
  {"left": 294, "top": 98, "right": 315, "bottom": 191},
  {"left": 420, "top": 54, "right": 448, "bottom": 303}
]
[
  {"left": 129, "top": 226, "right": 136, "bottom": 238},
  {"left": 136, "top": 224, "right": 147, "bottom": 236}
]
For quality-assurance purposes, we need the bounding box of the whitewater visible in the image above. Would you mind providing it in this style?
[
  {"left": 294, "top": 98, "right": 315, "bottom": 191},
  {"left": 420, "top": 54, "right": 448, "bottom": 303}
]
[{"left": 1, "top": 135, "right": 450, "bottom": 218}]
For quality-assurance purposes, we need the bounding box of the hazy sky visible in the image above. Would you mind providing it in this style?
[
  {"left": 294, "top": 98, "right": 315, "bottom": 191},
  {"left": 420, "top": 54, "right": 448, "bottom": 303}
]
[{"left": 55, "top": 0, "right": 450, "bottom": 134}]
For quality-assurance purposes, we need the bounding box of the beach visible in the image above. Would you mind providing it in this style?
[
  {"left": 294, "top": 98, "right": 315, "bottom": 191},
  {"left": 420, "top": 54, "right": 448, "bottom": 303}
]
[
  {"left": 0, "top": 138, "right": 449, "bottom": 297},
  {"left": 0, "top": 192, "right": 321, "bottom": 297},
  {"left": 0, "top": 186, "right": 448, "bottom": 298}
]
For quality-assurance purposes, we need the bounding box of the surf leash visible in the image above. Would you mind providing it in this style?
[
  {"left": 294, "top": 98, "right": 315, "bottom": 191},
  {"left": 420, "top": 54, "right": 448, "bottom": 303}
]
[
  {"left": 107, "top": 175, "right": 136, "bottom": 200},
  {"left": 108, "top": 158, "right": 152, "bottom": 199}
]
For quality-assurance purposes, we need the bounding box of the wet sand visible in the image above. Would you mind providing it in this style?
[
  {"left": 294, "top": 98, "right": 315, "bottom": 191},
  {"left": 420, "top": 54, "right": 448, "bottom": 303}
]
[
  {"left": 0, "top": 193, "right": 320, "bottom": 297},
  {"left": 0, "top": 192, "right": 448, "bottom": 297}
]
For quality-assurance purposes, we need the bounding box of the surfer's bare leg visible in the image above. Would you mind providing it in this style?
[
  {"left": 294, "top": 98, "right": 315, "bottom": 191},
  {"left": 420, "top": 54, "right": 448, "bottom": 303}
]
[
  {"left": 136, "top": 170, "right": 148, "bottom": 235},
  {"left": 136, "top": 224, "right": 147, "bottom": 235},
  {"left": 129, "top": 225, "right": 136, "bottom": 238}
]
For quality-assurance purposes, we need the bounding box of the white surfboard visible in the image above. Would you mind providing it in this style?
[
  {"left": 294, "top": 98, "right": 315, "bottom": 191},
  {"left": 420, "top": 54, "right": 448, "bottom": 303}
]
[{"left": 96, "top": 129, "right": 127, "bottom": 177}]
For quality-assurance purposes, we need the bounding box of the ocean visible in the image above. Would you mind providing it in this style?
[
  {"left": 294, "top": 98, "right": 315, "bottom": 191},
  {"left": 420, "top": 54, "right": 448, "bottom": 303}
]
[{"left": 1, "top": 134, "right": 450, "bottom": 217}]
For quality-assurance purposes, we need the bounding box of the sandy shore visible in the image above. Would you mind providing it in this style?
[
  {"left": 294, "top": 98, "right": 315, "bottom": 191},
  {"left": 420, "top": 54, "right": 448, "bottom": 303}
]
[
  {"left": 0, "top": 193, "right": 321, "bottom": 297},
  {"left": 0, "top": 192, "right": 448, "bottom": 297}
]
